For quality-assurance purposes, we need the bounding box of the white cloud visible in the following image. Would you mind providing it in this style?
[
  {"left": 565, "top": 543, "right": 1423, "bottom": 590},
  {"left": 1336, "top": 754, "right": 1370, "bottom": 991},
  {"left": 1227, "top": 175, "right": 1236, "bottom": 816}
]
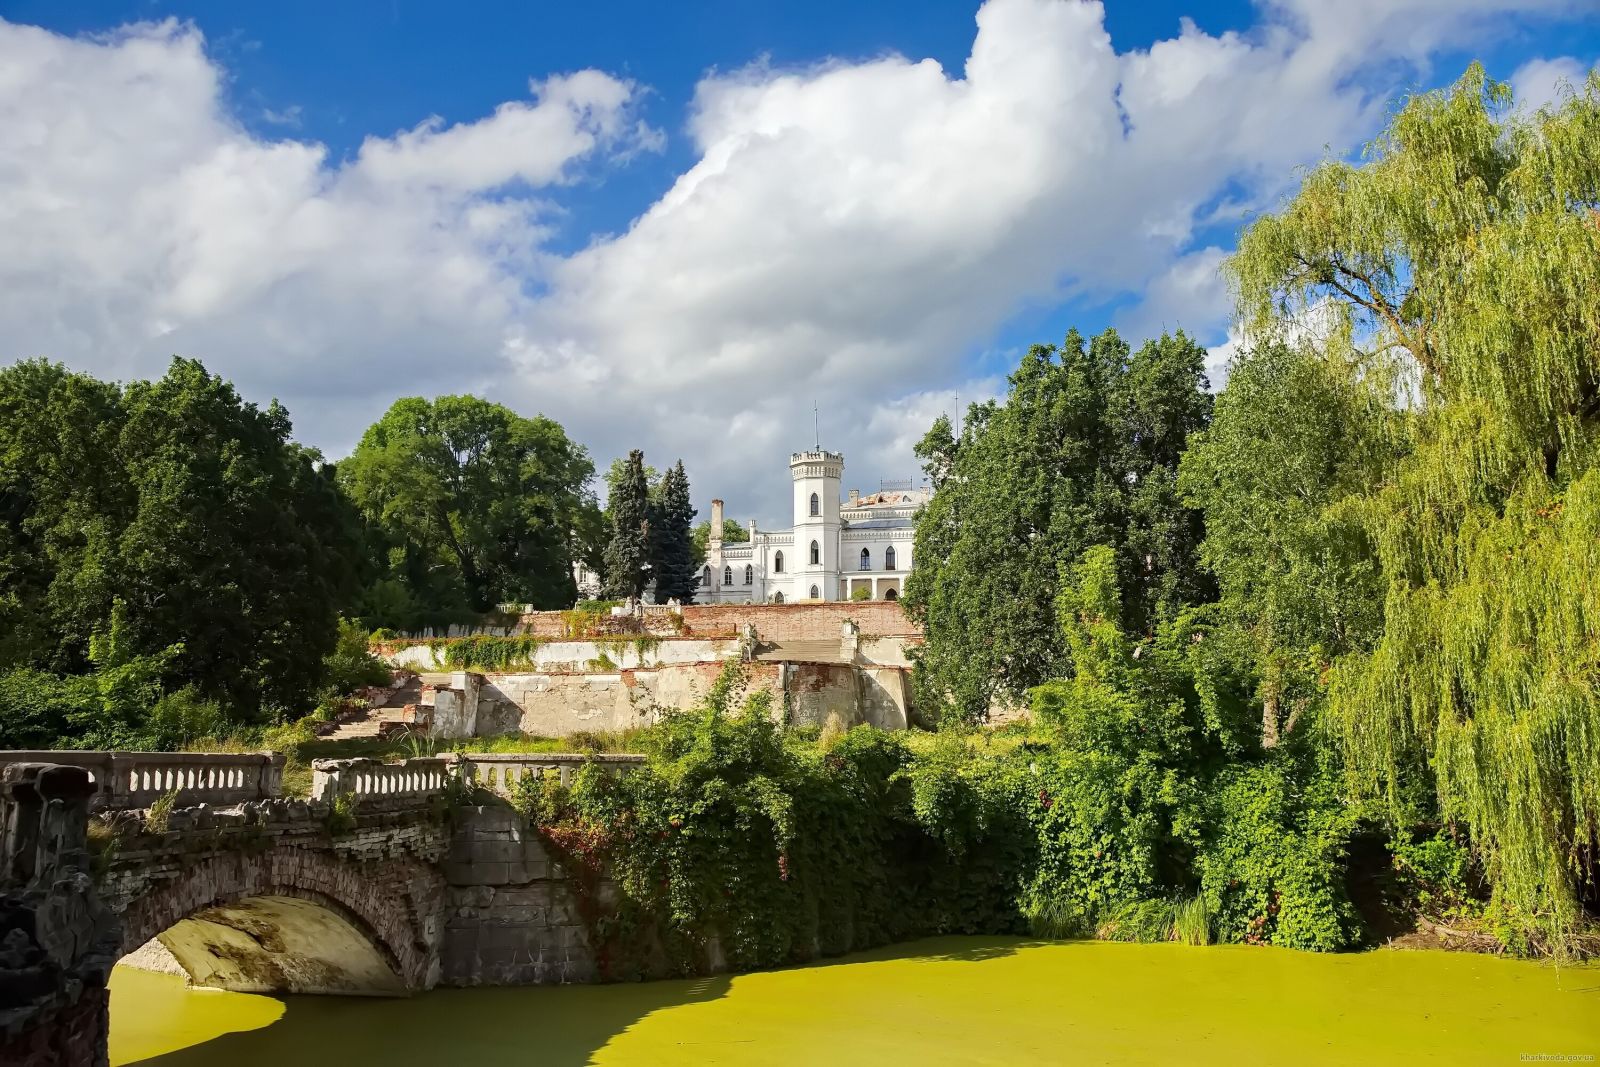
[
  {"left": 261, "top": 104, "right": 302, "bottom": 128},
  {"left": 1511, "top": 55, "right": 1593, "bottom": 111},
  {"left": 0, "top": 3, "right": 1584, "bottom": 526}
]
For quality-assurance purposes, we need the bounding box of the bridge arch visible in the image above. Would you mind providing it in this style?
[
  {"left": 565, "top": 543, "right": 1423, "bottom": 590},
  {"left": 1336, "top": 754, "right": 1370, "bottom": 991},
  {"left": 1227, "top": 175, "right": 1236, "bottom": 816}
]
[{"left": 116, "top": 846, "right": 442, "bottom": 995}]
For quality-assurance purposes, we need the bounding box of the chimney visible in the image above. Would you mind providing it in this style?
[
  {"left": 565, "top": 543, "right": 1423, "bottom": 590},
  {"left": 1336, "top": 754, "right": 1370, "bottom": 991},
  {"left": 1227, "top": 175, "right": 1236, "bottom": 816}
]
[
  {"left": 848, "top": 488, "right": 860, "bottom": 505},
  {"left": 709, "top": 499, "right": 724, "bottom": 546}
]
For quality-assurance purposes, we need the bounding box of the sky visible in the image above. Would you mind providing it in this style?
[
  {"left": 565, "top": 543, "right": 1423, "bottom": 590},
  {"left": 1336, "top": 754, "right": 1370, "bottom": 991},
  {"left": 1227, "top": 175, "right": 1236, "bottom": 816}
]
[{"left": 1, "top": 1, "right": 1597, "bottom": 526}]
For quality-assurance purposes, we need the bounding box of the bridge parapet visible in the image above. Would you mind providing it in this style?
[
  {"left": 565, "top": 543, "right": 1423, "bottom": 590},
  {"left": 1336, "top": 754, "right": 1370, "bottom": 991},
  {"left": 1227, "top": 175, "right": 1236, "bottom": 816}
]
[
  {"left": 461, "top": 751, "right": 647, "bottom": 794},
  {"left": 0, "top": 751, "right": 283, "bottom": 811},
  {"left": 309, "top": 752, "right": 648, "bottom": 804},
  {"left": 311, "top": 755, "right": 457, "bottom": 805}
]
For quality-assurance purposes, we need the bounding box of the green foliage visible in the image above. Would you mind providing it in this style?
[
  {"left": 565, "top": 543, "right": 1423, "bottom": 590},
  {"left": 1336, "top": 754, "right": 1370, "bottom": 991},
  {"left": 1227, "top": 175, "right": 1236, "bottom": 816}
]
[
  {"left": 143, "top": 788, "right": 179, "bottom": 834},
  {"left": 440, "top": 635, "right": 546, "bottom": 671},
  {"left": 1388, "top": 828, "right": 1484, "bottom": 925},
  {"left": 1231, "top": 64, "right": 1600, "bottom": 955},
  {"left": 539, "top": 665, "right": 1033, "bottom": 978},
  {"left": 602, "top": 450, "right": 652, "bottom": 600},
  {"left": 903, "top": 328, "right": 1213, "bottom": 724},
  {"left": 1172, "top": 893, "right": 1212, "bottom": 946},
  {"left": 849, "top": 586, "right": 872, "bottom": 602},
  {"left": 340, "top": 394, "right": 594, "bottom": 624},
  {"left": 648, "top": 461, "right": 698, "bottom": 604},
  {"left": 325, "top": 793, "right": 359, "bottom": 836},
  {"left": 691, "top": 518, "right": 750, "bottom": 566},
  {"left": 322, "top": 617, "right": 394, "bottom": 694},
  {"left": 510, "top": 772, "right": 570, "bottom": 826},
  {"left": 0, "top": 357, "right": 360, "bottom": 720},
  {"left": 1018, "top": 548, "right": 1365, "bottom": 951}
]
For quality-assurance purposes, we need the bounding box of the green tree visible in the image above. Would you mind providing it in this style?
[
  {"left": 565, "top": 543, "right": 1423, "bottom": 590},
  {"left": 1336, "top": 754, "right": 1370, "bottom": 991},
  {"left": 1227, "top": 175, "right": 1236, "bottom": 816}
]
[
  {"left": 1178, "top": 340, "right": 1402, "bottom": 748},
  {"left": 691, "top": 518, "right": 749, "bottom": 565},
  {"left": 649, "top": 461, "right": 698, "bottom": 603},
  {"left": 0, "top": 357, "right": 360, "bottom": 717},
  {"left": 1113, "top": 331, "right": 1216, "bottom": 633},
  {"left": 1229, "top": 64, "right": 1600, "bottom": 953},
  {"left": 341, "top": 395, "right": 594, "bottom": 620},
  {"left": 603, "top": 449, "right": 651, "bottom": 599},
  {"left": 903, "top": 328, "right": 1211, "bottom": 723}
]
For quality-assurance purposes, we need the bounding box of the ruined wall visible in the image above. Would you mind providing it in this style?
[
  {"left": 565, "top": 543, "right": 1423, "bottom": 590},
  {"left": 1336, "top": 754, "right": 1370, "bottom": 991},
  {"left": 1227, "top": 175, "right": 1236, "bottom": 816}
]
[
  {"left": 784, "top": 664, "right": 910, "bottom": 730},
  {"left": 471, "top": 661, "right": 786, "bottom": 737},
  {"left": 516, "top": 600, "right": 921, "bottom": 640},
  {"left": 439, "top": 806, "right": 597, "bottom": 985},
  {"left": 388, "top": 639, "right": 742, "bottom": 674}
]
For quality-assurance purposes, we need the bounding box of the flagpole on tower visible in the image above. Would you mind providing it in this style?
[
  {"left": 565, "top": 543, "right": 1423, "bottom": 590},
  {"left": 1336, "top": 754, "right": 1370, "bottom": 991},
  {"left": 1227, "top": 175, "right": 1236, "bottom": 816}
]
[{"left": 814, "top": 403, "right": 820, "bottom": 451}]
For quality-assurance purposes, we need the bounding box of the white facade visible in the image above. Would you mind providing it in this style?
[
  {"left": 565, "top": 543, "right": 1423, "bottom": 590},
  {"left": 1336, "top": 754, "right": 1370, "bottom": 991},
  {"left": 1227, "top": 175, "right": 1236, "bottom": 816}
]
[{"left": 700, "top": 450, "right": 928, "bottom": 603}]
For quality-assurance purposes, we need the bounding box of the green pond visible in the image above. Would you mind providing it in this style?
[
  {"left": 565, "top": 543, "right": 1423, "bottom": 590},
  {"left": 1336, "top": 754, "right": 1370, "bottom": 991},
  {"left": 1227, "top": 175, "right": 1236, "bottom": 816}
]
[{"left": 110, "top": 937, "right": 1600, "bottom": 1066}]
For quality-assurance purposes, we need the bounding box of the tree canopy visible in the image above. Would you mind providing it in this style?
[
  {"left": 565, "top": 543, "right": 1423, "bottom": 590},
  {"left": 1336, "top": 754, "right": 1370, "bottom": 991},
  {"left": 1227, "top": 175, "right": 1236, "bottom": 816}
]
[
  {"left": 903, "top": 328, "right": 1212, "bottom": 722},
  {"left": 1228, "top": 64, "right": 1600, "bottom": 954},
  {"left": 602, "top": 449, "right": 652, "bottom": 600},
  {"left": 649, "top": 461, "right": 698, "bottom": 604},
  {"left": 0, "top": 357, "right": 360, "bottom": 721},
  {"left": 340, "top": 395, "right": 594, "bottom": 624}
]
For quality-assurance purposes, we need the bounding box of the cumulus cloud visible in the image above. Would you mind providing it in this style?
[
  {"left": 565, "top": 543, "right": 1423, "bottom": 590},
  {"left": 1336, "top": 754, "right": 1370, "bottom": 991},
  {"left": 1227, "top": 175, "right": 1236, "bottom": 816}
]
[
  {"left": 0, "top": 3, "right": 1585, "bottom": 525},
  {"left": 0, "top": 17, "right": 656, "bottom": 431},
  {"left": 1511, "top": 55, "right": 1593, "bottom": 111}
]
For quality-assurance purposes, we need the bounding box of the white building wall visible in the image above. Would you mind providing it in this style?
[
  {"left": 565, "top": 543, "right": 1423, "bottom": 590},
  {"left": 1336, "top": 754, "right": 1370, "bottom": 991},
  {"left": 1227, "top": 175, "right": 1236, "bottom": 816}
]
[{"left": 700, "top": 450, "right": 924, "bottom": 605}]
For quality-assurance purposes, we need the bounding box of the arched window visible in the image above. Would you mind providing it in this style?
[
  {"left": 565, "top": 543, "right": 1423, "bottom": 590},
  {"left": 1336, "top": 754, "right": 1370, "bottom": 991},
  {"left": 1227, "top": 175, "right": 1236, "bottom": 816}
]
[
  {"left": 702, "top": 565, "right": 711, "bottom": 587},
  {"left": 723, "top": 566, "right": 733, "bottom": 586},
  {"left": 859, "top": 547, "right": 871, "bottom": 571},
  {"left": 744, "top": 564, "right": 753, "bottom": 585},
  {"left": 774, "top": 551, "right": 784, "bottom": 573},
  {"left": 810, "top": 492, "right": 820, "bottom": 516},
  {"left": 810, "top": 540, "right": 820, "bottom": 565},
  {"left": 885, "top": 545, "right": 896, "bottom": 570},
  {"left": 884, "top": 587, "right": 898, "bottom": 601},
  {"left": 773, "top": 592, "right": 785, "bottom": 604},
  {"left": 810, "top": 585, "right": 820, "bottom": 599}
]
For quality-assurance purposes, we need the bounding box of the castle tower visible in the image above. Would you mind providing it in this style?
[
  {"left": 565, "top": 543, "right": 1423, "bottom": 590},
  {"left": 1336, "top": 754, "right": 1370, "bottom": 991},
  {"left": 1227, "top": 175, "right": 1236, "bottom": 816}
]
[{"left": 790, "top": 449, "right": 843, "bottom": 601}]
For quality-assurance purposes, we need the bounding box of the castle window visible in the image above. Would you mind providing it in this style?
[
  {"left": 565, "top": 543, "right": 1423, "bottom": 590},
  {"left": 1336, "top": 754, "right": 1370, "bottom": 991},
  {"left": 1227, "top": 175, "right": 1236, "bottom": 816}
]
[
  {"left": 810, "top": 492, "right": 820, "bottom": 516},
  {"left": 702, "top": 566, "right": 711, "bottom": 587},
  {"left": 810, "top": 585, "right": 819, "bottom": 600},
  {"left": 744, "top": 564, "right": 753, "bottom": 585},
  {"left": 810, "top": 540, "right": 820, "bottom": 565},
  {"left": 884, "top": 587, "right": 898, "bottom": 601},
  {"left": 859, "top": 547, "right": 871, "bottom": 571},
  {"left": 885, "top": 545, "right": 896, "bottom": 570},
  {"left": 723, "top": 566, "right": 733, "bottom": 586},
  {"left": 774, "top": 592, "right": 784, "bottom": 604},
  {"left": 774, "top": 551, "right": 784, "bottom": 573}
]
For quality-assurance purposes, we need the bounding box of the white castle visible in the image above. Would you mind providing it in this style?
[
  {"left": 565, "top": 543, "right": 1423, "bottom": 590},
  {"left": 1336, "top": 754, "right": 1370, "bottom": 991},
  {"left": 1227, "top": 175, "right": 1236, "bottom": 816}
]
[{"left": 700, "top": 449, "right": 928, "bottom": 604}]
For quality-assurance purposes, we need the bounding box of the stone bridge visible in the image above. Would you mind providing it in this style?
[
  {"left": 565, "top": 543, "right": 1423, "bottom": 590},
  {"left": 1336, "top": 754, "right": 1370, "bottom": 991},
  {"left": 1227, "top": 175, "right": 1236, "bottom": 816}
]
[{"left": 0, "top": 749, "right": 643, "bottom": 1065}]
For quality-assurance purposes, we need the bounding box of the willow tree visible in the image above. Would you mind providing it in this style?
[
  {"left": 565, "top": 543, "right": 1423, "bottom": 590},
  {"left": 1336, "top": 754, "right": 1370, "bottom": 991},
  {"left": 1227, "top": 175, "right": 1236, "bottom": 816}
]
[{"left": 1231, "top": 64, "right": 1600, "bottom": 952}]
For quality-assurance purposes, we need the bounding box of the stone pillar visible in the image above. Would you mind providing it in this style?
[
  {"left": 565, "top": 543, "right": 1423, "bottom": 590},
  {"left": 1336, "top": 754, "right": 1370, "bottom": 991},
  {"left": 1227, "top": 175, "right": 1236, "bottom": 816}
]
[{"left": 0, "top": 763, "right": 120, "bottom": 1067}]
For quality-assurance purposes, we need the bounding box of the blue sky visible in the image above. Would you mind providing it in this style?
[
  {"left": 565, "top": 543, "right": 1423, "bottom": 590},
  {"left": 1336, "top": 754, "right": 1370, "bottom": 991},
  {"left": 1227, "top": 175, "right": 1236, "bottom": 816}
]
[{"left": 1, "top": 1, "right": 1596, "bottom": 522}]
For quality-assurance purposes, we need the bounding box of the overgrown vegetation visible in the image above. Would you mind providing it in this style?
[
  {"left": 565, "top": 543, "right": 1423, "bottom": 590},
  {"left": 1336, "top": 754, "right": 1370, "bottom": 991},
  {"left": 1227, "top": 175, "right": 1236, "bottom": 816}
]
[{"left": 901, "top": 66, "right": 1600, "bottom": 958}]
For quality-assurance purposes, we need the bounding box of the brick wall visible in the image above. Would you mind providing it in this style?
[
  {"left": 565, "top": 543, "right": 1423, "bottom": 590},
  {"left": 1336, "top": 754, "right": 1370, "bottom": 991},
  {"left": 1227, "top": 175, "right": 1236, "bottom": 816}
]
[{"left": 519, "top": 600, "right": 921, "bottom": 641}]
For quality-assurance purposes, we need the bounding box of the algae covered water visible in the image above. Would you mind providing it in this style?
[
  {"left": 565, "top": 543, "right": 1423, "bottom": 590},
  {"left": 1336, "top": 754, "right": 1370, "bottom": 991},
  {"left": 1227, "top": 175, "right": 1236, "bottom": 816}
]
[{"left": 110, "top": 937, "right": 1600, "bottom": 1066}]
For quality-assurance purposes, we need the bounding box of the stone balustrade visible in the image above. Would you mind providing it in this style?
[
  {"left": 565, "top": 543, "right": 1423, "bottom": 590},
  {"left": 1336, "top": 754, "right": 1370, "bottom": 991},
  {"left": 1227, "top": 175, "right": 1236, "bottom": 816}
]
[
  {"left": 0, "top": 750, "right": 283, "bottom": 811},
  {"left": 462, "top": 752, "right": 646, "bottom": 793},
  {"left": 310, "top": 756, "right": 459, "bottom": 804}
]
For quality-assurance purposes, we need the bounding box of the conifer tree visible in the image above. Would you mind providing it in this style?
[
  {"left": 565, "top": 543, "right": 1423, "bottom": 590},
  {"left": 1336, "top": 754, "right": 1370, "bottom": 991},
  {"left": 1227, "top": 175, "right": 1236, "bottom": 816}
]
[
  {"left": 602, "top": 450, "right": 651, "bottom": 600},
  {"left": 649, "top": 460, "right": 698, "bottom": 603}
]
